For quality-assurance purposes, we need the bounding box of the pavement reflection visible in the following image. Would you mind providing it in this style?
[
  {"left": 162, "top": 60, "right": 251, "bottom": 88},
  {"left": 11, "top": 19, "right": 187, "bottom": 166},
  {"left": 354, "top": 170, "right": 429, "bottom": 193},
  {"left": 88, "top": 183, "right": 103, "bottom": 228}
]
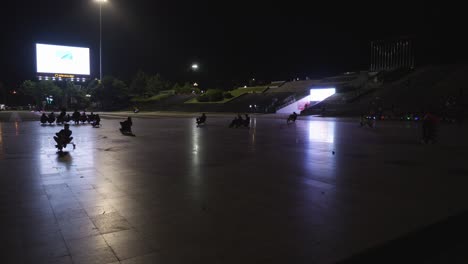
[{"left": 309, "top": 120, "right": 335, "bottom": 143}]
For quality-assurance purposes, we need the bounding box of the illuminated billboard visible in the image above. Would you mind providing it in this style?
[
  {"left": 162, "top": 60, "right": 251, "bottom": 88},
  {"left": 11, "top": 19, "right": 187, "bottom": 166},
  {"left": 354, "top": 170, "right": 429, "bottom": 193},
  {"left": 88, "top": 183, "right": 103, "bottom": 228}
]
[
  {"left": 36, "top": 43, "right": 90, "bottom": 76},
  {"left": 310, "top": 88, "right": 335, "bottom": 101}
]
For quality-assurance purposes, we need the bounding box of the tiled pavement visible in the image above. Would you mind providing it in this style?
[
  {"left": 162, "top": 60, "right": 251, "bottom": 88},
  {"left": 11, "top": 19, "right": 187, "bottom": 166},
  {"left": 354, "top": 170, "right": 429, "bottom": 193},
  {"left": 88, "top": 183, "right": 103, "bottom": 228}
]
[{"left": 1, "top": 114, "right": 468, "bottom": 263}]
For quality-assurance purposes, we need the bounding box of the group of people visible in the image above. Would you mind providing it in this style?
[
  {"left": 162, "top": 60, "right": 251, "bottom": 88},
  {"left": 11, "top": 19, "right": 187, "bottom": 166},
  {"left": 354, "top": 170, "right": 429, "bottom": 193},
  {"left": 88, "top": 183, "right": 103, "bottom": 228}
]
[
  {"left": 229, "top": 114, "right": 251, "bottom": 128},
  {"left": 196, "top": 112, "right": 298, "bottom": 128},
  {"left": 54, "top": 110, "right": 304, "bottom": 152},
  {"left": 51, "top": 105, "right": 446, "bottom": 155},
  {"left": 42, "top": 109, "right": 100, "bottom": 153},
  {"left": 41, "top": 110, "right": 101, "bottom": 127},
  {"left": 194, "top": 113, "right": 252, "bottom": 128},
  {"left": 54, "top": 115, "right": 133, "bottom": 153},
  {"left": 195, "top": 113, "right": 253, "bottom": 128}
]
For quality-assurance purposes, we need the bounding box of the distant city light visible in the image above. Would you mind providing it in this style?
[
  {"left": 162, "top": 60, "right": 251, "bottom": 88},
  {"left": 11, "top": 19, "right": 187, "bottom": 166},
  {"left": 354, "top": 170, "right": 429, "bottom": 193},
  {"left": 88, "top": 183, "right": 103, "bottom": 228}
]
[{"left": 192, "top": 64, "right": 199, "bottom": 70}]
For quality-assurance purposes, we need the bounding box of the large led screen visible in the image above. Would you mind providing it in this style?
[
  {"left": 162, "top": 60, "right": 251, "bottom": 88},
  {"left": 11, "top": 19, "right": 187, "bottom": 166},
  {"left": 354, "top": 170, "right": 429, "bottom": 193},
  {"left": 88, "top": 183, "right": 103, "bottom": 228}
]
[
  {"left": 310, "top": 88, "right": 336, "bottom": 101},
  {"left": 36, "top": 43, "right": 90, "bottom": 75}
]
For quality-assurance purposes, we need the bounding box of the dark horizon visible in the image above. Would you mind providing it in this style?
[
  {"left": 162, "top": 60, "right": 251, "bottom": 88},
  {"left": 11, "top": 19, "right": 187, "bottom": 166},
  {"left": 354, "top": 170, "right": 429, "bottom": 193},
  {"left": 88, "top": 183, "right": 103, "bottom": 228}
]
[{"left": 1, "top": 1, "right": 467, "bottom": 89}]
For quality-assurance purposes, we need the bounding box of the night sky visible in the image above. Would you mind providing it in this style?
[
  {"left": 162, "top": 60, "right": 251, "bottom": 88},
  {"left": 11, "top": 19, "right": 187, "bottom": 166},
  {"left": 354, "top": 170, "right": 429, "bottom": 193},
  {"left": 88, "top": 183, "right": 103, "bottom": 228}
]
[{"left": 1, "top": 1, "right": 466, "bottom": 89}]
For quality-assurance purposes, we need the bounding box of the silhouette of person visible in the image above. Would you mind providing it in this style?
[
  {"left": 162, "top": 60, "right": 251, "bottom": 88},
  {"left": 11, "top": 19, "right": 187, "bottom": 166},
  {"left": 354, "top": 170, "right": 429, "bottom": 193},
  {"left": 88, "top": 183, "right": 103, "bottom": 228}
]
[
  {"left": 244, "top": 114, "right": 250, "bottom": 127},
  {"left": 196, "top": 113, "right": 206, "bottom": 125},
  {"left": 120, "top": 117, "right": 133, "bottom": 133},
  {"left": 54, "top": 124, "right": 73, "bottom": 147}
]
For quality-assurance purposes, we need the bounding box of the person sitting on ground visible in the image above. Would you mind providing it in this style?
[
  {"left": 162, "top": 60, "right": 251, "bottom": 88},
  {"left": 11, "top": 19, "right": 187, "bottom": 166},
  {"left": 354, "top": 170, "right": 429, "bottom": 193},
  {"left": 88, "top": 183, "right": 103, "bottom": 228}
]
[
  {"left": 48, "top": 112, "right": 56, "bottom": 124},
  {"left": 65, "top": 114, "right": 71, "bottom": 123},
  {"left": 88, "top": 112, "right": 96, "bottom": 123},
  {"left": 80, "top": 112, "right": 88, "bottom": 123},
  {"left": 40, "top": 113, "right": 48, "bottom": 124},
  {"left": 120, "top": 117, "right": 133, "bottom": 134},
  {"left": 229, "top": 116, "right": 238, "bottom": 128},
  {"left": 236, "top": 114, "right": 244, "bottom": 128},
  {"left": 287, "top": 112, "right": 298, "bottom": 123},
  {"left": 229, "top": 114, "right": 244, "bottom": 128},
  {"left": 243, "top": 114, "right": 250, "bottom": 127},
  {"left": 196, "top": 113, "right": 207, "bottom": 125},
  {"left": 57, "top": 109, "right": 67, "bottom": 124},
  {"left": 57, "top": 109, "right": 66, "bottom": 124},
  {"left": 92, "top": 114, "right": 101, "bottom": 127},
  {"left": 72, "top": 110, "right": 80, "bottom": 124},
  {"left": 54, "top": 124, "right": 73, "bottom": 148}
]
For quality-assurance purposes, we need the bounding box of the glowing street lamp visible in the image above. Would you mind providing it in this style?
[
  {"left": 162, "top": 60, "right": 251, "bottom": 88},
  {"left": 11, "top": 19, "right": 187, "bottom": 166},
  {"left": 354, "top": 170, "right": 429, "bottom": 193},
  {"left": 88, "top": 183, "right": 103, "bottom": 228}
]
[
  {"left": 95, "top": 0, "right": 108, "bottom": 81},
  {"left": 191, "top": 63, "right": 199, "bottom": 88}
]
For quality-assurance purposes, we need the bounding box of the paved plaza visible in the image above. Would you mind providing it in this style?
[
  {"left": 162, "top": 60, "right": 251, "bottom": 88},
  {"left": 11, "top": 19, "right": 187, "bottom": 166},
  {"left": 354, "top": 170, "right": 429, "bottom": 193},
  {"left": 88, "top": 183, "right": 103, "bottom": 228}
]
[{"left": 1, "top": 111, "right": 468, "bottom": 263}]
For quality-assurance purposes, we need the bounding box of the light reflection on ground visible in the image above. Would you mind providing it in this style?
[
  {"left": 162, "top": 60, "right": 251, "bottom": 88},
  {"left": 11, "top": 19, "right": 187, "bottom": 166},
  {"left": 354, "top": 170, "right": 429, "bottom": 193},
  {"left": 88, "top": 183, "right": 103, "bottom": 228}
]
[{"left": 309, "top": 120, "right": 335, "bottom": 143}]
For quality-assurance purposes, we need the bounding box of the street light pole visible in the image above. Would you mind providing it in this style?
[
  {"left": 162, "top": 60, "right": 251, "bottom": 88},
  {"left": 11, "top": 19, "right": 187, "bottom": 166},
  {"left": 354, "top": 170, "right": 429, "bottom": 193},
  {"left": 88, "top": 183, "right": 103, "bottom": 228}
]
[
  {"left": 99, "top": 3, "right": 102, "bottom": 81},
  {"left": 191, "top": 63, "right": 199, "bottom": 88},
  {"left": 96, "top": 0, "right": 107, "bottom": 81}
]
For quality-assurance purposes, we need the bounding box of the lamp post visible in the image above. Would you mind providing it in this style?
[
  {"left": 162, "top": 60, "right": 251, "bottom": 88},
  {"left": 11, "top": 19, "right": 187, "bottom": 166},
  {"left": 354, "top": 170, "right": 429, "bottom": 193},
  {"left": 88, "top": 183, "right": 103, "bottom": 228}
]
[
  {"left": 96, "top": 0, "right": 107, "bottom": 81},
  {"left": 191, "top": 63, "right": 199, "bottom": 89}
]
